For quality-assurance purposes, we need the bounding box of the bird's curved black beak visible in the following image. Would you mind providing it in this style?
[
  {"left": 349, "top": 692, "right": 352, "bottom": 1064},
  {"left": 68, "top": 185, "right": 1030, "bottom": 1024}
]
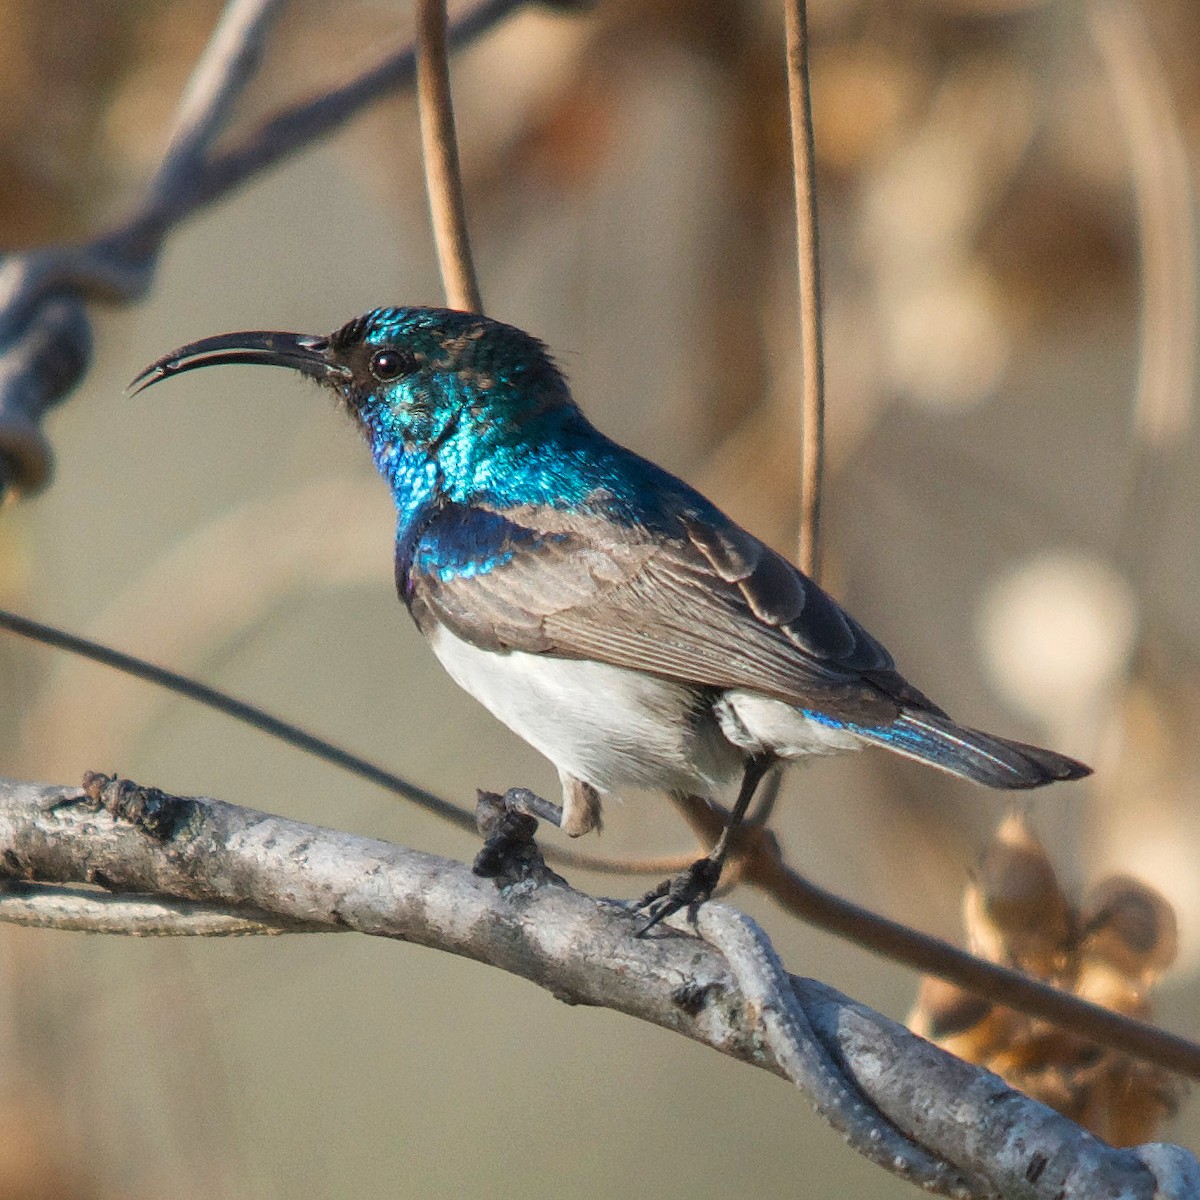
[{"left": 128, "top": 330, "right": 346, "bottom": 395}]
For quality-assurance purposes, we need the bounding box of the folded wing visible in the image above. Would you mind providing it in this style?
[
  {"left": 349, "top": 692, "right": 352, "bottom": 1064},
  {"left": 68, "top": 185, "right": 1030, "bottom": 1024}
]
[{"left": 403, "top": 498, "right": 934, "bottom": 726}]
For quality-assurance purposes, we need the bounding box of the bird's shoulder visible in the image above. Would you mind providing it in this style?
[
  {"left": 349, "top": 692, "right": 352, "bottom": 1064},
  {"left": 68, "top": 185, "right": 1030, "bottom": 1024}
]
[{"left": 399, "top": 495, "right": 655, "bottom": 648}]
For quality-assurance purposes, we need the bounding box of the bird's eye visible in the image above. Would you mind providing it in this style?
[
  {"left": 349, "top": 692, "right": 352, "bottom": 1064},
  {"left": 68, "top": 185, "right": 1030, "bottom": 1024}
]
[{"left": 369, "top": 348, "right": 417, "bottom": 382}]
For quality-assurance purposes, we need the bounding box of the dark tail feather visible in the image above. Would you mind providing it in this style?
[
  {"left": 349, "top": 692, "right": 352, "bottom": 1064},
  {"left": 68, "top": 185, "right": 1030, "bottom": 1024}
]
[{"left": 856, "top": 709, "right": 1091, "bottom": 789}]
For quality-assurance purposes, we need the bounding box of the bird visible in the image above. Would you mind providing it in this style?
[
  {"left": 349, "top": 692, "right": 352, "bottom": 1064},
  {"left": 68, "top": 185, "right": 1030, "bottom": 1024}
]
[{"left": 131, "top": 306, "right": 1090, "bottom": 927}]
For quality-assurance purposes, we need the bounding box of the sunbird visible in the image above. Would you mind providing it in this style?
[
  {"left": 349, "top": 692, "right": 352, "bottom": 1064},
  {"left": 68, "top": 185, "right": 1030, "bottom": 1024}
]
[{"left": 133, "top": 307, "right": 1089, "bottom": 925}]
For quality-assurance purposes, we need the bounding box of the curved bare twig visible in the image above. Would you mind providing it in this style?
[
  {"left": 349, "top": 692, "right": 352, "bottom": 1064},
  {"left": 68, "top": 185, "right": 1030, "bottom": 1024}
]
[
  {"left": 0, "top": 0, "right": 525, "bottom": 501},
  {"left": 669, "top": 791, "right": 1200, "bottom": 1084}
]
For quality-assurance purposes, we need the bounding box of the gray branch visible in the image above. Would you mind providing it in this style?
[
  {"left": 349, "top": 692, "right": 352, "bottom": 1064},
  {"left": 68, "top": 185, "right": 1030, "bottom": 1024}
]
[
  {"left": 148, "top": 0, "right": 286, "bottom": 205},
  {"left": 0, "top": 774, "right": 1193, "bottom": 1200},
  {"left": 0, "top": 877, "right": 328, "bottom": 935}
]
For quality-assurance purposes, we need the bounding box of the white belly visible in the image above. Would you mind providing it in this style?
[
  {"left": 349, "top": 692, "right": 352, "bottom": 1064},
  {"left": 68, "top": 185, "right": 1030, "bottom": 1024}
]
[
  {"left": 715, "top": 689, "right": 867, "bottom": 758},
  {"left": 428, "top": 624, "right": 742, "bottom": 797}
]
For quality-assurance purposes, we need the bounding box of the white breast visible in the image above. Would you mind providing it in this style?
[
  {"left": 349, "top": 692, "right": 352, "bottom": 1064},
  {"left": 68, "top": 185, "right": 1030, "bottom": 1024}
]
[{"left": 428, "top": 624, "right": 742, "bottom": 797}]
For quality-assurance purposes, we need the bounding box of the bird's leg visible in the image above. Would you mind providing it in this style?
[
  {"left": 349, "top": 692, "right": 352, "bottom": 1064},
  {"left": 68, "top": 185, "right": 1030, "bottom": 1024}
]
[
  {"left": 746, "top": 761, "right": 782, "bottom": 827},
  {"left": 473, "top": 775, "right": 601, "bottom": 836},
  {"left": 472, "top": 774, "right": 602, "bottom": 882},
  {"left": 559, "top": 773, "right": 603, "bottom": 837},
  {"left": 637, "top": 753, "right": 776, "bottom": 935}
]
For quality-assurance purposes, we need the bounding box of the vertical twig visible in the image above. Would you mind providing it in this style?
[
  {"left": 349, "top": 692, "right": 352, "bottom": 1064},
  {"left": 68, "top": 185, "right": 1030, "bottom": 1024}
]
[
  {"left": 1089, "top": 0, "right": 1196, "bottom": 452},
  {"left": 1088, "top": 0, "right": 1196, "bottom": 582},
  {"left": 416, "top": 0, "right": 484, "bottom": 312},
  {"left": 784, "top": 0, "right": 825, "bottom": 581}
]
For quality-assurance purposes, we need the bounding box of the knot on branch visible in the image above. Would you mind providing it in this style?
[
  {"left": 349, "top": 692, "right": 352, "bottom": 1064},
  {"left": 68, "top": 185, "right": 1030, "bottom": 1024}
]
[
  {"left": 472, "top": 788, "right": 566, "bottom": 890},
  {"left": 81, "top": 771, "right": 194, "bottom": 841},
  {"left": 0, "top": 291, "right": 93, "bottom": 496}
]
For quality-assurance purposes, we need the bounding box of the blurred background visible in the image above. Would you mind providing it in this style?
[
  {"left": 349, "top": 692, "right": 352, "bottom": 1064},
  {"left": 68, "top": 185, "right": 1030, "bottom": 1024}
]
[{"left": 0, "top": 0, "right": 1197, "bottom": 1195}]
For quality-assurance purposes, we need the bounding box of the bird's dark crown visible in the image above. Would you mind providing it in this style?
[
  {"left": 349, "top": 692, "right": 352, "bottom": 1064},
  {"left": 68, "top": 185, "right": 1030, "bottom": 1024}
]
[{"left": 326, "top": 307, "right": 566, "bottom": 399}]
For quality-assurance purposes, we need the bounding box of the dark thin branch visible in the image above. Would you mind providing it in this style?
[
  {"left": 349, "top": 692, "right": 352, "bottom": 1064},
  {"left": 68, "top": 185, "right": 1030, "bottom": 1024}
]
[
  {"left": 0, "top": 609, "right": 702, "bottom": 883},
  {"left": 670, "top": 791, "right": 1200, "bottom": 1084},
  {"left": 0, "top": 608, "right": 468, "bottom": 829},
  {"left": 784, "top": 0, "right": 825, "bottom": 580},
  {"left": 0, "top": 774, "right": 1193, "bottom": 1200},
  {"left": 0, "top": 608, "right": 691, "bottom": 878},
  {"left": 416, "top": 0, "right": 484, "bottom": 311}
]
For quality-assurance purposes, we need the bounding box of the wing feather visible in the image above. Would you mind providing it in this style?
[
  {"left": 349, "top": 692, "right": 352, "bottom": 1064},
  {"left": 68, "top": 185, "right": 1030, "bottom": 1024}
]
[{"left": 404, "top": 500, "right": 924, "bottom": 721}]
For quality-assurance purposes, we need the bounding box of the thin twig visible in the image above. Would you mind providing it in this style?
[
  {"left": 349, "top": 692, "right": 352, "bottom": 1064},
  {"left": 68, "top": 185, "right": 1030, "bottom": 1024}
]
[
  {"left": 1088, "top": 0, "right": 1197, "bottom": 592},
  {"left": 0, "top": 607, "right": 692, "bottom": 878},
  {"left": 416, "top": 0, "right": 484, "bottom": 312},
  {"left": 1089, "top": 0, "right": 1197, "bottom": 453},
  {"left": 0, "top": 608, "right": 468, "bottom": 830},
  {"left": 784, "top": 0, "right": 825, "bottom": 580},
  {"left": 182, "top": 0, "right": 521, "bottom": 232}
]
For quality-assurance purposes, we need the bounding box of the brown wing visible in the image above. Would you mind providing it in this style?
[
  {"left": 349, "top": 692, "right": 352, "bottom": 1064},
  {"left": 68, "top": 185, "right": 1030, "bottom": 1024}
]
[{"left": 404, "top": 501, "right": 939, "bottom": 722}]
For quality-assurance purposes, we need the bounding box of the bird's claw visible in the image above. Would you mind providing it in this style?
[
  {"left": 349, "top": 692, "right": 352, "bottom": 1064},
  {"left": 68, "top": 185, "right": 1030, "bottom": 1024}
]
[{"left": 635, "top": 856, "right": 723, "bottom": 936}]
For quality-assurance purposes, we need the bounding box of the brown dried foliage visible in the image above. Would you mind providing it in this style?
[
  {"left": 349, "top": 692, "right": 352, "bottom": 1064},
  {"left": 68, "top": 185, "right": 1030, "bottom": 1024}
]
[{"left": 909, "top": 811, "right": 1182, "bottom": 1146}]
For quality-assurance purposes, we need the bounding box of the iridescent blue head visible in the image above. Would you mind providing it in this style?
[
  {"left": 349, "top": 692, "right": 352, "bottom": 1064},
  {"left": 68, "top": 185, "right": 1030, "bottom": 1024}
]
[{"left": 131, "top": 306, "right": 580, "bottom": 484}]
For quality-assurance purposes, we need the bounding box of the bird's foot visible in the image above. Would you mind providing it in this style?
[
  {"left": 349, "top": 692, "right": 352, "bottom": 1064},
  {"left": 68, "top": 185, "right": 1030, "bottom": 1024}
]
[
  {"left": 472, "top": 788, "right": 566, "bottom": 888},
  {"left": 635, "top": 855, "right": 723, "bottom": 936}
]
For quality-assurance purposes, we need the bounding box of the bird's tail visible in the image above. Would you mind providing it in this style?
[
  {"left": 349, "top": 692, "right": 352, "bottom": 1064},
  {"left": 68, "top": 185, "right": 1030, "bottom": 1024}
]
[{"left": 855, "top": 708, "right": 1090, "bottom": 789}]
